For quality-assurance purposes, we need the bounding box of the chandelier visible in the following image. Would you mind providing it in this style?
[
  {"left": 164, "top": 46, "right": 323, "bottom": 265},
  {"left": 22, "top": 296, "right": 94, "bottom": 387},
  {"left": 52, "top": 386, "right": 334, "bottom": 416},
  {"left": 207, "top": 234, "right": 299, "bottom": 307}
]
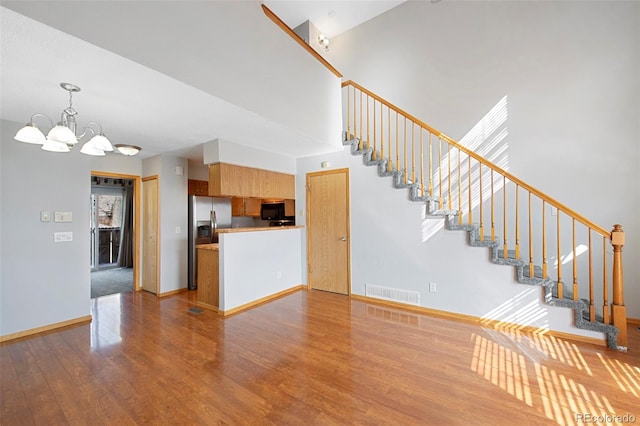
[{"left": 14, "top": 82, "right": 140, "bottom": 156}]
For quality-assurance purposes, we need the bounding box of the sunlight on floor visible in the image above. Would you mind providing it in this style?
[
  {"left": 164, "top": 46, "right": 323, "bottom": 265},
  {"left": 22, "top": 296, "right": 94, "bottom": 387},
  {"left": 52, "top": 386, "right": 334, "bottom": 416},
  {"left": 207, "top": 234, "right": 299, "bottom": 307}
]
[
  {"left": 470, "top": 332, "right": 533, "bottom": 406},
  {"left": 535, "top": 363, "right": 615, "bottom": 425},
  {"left": 597, "top": 353, "right": 640, "bottom": 397},
  {"left": 470, "top": 328, "right": 635, "bottom": 425},
  {"left": 528, "top": 335, "right": 592, "bottom": 374}
]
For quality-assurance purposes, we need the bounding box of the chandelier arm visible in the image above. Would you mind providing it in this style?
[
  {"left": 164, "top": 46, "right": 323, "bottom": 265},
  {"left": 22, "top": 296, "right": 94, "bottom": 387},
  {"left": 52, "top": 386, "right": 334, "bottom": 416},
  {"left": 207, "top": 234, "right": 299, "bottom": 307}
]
[
  {"left": 84, "top": 121, "right": 105, "bottom": 134},
  {"left": 29, "top": 113, "right": 54, "bottom": 128},
  {"left": 77, "top": 121, "right": 104, "bottom": 141},
  {"left": 77, "top": 127, "right": 96, "bottom": 141}
]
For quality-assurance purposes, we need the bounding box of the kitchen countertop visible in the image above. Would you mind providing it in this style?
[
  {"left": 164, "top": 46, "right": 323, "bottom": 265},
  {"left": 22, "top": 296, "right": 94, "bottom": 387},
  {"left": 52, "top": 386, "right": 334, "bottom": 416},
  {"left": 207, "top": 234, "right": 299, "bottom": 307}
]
[
  {"left": 217, "top": 226, "right": 303, "bottom": 234},
  {"left": 196, "top": 243, "right": 219, "bottom": 250}
]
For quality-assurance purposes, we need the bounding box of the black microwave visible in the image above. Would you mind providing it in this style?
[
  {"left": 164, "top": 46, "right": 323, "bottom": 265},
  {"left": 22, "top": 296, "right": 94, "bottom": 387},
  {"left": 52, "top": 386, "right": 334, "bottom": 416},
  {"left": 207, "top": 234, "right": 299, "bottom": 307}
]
[{"left": 261, "top": 202, "right": 293, "bottom": 221}]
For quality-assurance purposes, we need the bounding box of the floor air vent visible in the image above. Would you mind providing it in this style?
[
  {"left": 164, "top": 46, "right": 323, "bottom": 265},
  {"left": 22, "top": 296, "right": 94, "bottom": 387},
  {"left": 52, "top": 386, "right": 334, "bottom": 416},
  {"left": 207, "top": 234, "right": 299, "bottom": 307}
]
[{"left": 365, "top": 284, "right": 420, "bottom": 306}]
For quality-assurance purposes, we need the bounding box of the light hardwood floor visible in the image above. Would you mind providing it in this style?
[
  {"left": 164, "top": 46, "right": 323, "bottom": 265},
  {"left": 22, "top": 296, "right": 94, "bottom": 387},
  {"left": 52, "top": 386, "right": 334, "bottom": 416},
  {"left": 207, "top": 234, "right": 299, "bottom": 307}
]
[{"left": 1, "top": 289, "right": 638, "bottom": 425}]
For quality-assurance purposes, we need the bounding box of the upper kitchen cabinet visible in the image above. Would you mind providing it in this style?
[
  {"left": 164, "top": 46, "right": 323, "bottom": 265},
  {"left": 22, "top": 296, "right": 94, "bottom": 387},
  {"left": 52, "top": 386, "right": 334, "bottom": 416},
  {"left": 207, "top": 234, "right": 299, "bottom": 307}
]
[
  {"left": 188, "top": 179, "right": 209, "bottom": 196},
  {"left": 231, "top": 197, "right": 261, "bottom": 217},
  {"left": 209, "top": 163, "right": 294, "bottom": 199}
]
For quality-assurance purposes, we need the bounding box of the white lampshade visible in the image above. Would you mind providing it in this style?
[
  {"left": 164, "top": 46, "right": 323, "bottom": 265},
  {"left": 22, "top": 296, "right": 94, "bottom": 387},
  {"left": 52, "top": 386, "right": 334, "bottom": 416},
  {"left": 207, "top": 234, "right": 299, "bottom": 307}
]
[
  {"left": 47, "top": 124, "right": 78, "bottom": 145},
  {"left": 14, "top": 124, "right": 46, "bottom": 144},
  {"left": 42, "top": 139, "right": 71, "bottom": 153},
  {"left": 115, "top": 144, "right": 141, "bottom": 156},
  {"left": 88, "top": 134, "right": 113, "bottom": 152},
  {"left": 80, "top": 141, "right": 106, "bottom": 156}
]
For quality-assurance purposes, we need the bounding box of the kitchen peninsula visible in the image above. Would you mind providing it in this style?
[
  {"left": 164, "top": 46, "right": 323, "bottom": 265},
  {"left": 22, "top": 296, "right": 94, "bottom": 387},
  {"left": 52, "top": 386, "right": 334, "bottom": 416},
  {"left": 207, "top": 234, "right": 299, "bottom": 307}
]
[{"left": 196, "top": 226, "right": 303, "bottom": 315}]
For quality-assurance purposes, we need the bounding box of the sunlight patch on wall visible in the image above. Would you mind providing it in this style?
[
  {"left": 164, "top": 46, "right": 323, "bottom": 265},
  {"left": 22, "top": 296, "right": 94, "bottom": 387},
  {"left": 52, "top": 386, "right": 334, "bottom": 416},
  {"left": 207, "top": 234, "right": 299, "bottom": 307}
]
[
  {"left": 552, "top": 244, "right": 589, "bottom": 268},
  {"left": 422, "top": 96, "right": 509, "bottom": 242},
  {"left": 480, "top": 288, "right": 548, "bottom": 331}
]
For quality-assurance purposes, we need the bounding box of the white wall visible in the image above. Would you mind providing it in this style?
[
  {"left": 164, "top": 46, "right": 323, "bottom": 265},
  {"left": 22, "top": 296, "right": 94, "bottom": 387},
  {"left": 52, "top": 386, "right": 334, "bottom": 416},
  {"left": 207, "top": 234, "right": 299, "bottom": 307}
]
[
  {"left": 91, "top": 154, "right": 142, "bottom": 177},
  {"left": 0, "top": 119, "right": 91, "bottom": 336},
  {"left": 203, "top": 139, "right": 297, "bottom": 175},
  {"left": 219, "top": 228, "right": 302, "bottom": 312},
  {"left": 142, "top": 154, "right": 189, "bottom": 294},
  {"left": 297, "top": 148, "right": 603, "bottom": 340},
  {"left": 326, "top": 1, "right": 640, "bottom": 318},
  {"left": 160, "top": 155, "right": 188, "bottom": 293},
  {"left": 188, "top": 159, "right": 209, "bottom": 181}
]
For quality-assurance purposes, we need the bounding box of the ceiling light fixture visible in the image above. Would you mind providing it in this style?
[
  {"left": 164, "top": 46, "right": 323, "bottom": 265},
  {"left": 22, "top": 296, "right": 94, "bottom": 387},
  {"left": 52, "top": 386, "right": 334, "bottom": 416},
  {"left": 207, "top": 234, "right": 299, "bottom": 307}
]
[
  {"left": 318, "top": 34, "right": 330, "bottom": 51},
  {"left": 114, "top": 144, "right": 142, "bottom": 156},
  {"left": 14, "top": 82, "right": 137, "bottom": 156}
]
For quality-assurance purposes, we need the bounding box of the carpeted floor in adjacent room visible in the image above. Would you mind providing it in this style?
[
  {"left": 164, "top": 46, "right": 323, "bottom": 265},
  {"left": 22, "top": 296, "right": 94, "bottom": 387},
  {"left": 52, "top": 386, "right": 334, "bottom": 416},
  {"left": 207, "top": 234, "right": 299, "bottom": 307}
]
[{"left": 91, "top": 267, "right": 133, "bottom": 298}]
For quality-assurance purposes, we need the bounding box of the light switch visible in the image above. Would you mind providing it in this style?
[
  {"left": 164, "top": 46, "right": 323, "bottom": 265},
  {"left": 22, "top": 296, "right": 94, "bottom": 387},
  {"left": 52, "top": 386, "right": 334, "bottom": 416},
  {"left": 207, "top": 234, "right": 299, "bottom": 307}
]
[
  {"left": 175, "top": 226, "right": 181, "bottom": 234},
  {"left": 40, "top": 210, "right": 51, "bottom": 222}
]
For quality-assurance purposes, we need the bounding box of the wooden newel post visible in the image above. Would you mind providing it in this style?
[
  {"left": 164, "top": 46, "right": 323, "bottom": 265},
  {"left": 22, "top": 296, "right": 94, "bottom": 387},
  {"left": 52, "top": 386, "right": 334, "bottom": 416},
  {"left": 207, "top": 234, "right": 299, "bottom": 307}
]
[{"left": 610, "top": 224, "right": 627, "bottom": 347}]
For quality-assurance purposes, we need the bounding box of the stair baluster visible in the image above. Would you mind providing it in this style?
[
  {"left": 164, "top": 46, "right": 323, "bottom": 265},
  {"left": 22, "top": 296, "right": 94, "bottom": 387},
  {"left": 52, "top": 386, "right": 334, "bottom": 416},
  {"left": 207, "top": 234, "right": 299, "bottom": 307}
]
[{"left": 340, "top": 80, "right": 627, "bottom": 349}]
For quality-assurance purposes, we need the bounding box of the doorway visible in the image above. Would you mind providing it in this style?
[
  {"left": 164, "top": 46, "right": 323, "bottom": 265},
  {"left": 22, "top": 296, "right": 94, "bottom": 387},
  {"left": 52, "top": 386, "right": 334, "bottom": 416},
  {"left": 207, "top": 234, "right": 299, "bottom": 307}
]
[
  {"left": 90, "top": 172, "right": 141, "bottom": 298},
  {"left": 306, "top": 168, "right": 350, "bottom": 295}
]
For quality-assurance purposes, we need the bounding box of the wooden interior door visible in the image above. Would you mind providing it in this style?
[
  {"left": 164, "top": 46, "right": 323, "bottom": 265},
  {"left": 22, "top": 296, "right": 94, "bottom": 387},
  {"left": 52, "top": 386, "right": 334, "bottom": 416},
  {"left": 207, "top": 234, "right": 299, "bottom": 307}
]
[
  {"left": 142, "top": 176, "right": 159, "bottom": 294},
  {"left": 307, "top": 168, "right": 350, "bottom": 295}
]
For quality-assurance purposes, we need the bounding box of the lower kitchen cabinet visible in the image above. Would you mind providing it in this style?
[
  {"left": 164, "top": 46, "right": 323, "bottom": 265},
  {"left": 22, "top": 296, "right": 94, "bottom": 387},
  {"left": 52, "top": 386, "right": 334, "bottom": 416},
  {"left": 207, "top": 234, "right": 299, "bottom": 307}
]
[{"left": 196, "top": 246, "right": 219, "bottom": 310}]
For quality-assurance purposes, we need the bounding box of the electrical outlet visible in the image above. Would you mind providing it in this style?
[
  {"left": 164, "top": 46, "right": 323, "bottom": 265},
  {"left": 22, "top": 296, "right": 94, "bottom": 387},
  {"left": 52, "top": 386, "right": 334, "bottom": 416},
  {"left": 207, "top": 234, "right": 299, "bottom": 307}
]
[
  {"left": 54, "top": 232, "right": 73, "bottom": 242},
  {"left": 429, "top": 282, "right": 437, "bottom": 292},
  {"left": 277, "top": 271, "right": 282, "bottom": 280}
]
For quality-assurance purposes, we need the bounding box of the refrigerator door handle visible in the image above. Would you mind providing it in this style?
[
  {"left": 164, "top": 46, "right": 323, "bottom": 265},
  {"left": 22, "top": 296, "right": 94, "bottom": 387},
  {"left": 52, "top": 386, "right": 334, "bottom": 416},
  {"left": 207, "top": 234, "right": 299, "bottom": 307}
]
[{"left": 210, "top": 210, "right": 217, "bottom": 243}]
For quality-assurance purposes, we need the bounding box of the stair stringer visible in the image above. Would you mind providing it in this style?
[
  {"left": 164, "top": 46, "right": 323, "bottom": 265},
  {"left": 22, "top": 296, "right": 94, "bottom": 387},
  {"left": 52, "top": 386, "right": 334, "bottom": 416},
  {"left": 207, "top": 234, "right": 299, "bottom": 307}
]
[{"left": 343, "top": 136, "right": 621, "bottom": 349}]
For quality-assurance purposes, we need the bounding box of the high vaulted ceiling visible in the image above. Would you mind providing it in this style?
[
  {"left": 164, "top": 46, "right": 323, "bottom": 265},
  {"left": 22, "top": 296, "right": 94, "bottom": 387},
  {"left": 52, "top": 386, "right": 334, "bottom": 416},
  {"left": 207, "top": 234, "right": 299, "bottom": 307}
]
[
  {"left": 264, "top": 0, "right": 406, "bottom": 38},
  {"left": 1, "top": 1, "right": 405, "bottom": 161}
]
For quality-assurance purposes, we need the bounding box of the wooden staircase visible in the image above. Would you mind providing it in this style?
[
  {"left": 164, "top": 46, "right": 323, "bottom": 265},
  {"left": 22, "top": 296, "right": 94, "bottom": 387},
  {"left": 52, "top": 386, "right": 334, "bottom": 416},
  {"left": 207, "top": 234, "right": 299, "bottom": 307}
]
[{"left": 341, "top": 80, "right": 627, "bottom": 349}]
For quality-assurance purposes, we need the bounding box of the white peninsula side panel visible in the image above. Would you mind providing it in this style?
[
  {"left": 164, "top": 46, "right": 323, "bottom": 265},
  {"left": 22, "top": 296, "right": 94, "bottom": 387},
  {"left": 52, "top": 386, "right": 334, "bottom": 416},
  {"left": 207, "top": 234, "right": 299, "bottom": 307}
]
[{"left": 219, "top": 228, "right": 303, "bottom": 312}]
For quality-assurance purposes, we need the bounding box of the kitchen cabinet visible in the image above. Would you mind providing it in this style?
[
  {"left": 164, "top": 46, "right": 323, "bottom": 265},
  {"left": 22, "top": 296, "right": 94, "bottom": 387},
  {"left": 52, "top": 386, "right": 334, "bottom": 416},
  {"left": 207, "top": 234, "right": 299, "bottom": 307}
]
[
  {"left": 257, "top": 169, "right": 295, "bottom": 199},
  {"left": 231, "top": 197, "right": 261, "bottom": 217},
  {"left": 284, "top": 199, "right": 295, "bottom": 217},
  {"left": 188, "top": 179, "right": 209, "bottom": 196},
  {"left": 209, "top": 163, "right": 294, "bottom": 199},
  {"left": 196, "top": 245, "right": 219, "bottom": 310}
]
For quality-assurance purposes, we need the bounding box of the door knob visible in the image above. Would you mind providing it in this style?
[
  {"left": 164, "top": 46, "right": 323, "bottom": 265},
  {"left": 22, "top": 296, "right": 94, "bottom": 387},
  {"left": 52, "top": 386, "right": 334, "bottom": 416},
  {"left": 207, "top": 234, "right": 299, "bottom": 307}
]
[{"left": 340, "top": 237, "right": 347, "bottom": 241}]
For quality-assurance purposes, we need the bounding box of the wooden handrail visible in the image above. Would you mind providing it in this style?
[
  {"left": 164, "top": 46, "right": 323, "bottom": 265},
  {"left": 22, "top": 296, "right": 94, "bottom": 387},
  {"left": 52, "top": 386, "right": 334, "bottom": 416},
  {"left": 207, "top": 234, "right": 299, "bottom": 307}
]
[
  {"left": 342, "top": 80, "right": 610, "bottom": 238},
  {"left": 342, "top": 80, "right": 626, "bottom": 347},
  {"left": 262, "top": 5, "right": 343, "bottom": 78}
]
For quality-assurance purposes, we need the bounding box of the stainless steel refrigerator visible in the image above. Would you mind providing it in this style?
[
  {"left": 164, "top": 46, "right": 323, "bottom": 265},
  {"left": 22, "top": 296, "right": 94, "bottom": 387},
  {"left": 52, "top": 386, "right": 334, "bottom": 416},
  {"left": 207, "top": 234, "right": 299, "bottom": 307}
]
[{"left": 187, "top": 195, "right": 232, "bottom": 290}]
